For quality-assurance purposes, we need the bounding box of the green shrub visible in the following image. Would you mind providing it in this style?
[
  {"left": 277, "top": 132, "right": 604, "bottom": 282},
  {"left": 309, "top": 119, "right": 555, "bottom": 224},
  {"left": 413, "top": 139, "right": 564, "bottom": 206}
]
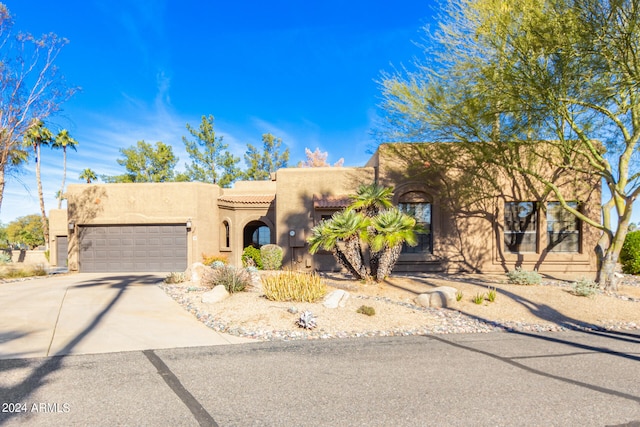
[
  {"left": 455, "top": 290, "right": 463, "bottom": 302},
  {"left": 486, "top": 287, "right": 497, "bottom": 302},
  {"left": 620, "top": 230, "right": 640, "bottom": 275},
  {"left": 571, "top": 277, "right": 599, "bottom": 297},
  {"left": 506, "top": 267, "right": 542, "bottom": 285},
  {"left": 260, "top": 244, "right": 283, "bottom": 270},
  {"left": 202, "top": 265, "right": 251, "bottom": 293},
  {"left": 164, "top": 272, "right": 186, "bottom": 284},
  {"left": 262, "top": 271, "right": 327, "bottom": 302},
  {"left": 356, "top": 305, "right": 376, "bottom": 316},
  {"left": 202, "top": 253, "right": 228, "bottom": 266},
  {"left": 242, "top": 246, "right": 263, "bottom": 269}
]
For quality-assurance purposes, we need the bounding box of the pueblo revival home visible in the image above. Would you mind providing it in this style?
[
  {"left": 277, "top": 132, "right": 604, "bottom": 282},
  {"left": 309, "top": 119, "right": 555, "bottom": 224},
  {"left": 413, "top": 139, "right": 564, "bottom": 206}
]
[{"left": 49, "top": 143, "right": 601, "bottom": 278}]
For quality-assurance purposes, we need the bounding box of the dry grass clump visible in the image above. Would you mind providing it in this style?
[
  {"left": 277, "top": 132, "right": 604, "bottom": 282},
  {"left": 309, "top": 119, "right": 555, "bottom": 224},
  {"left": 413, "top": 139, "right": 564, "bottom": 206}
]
[
  {"left": 262, "top": 271, "right": 327, "bottom": 302},
  {"left": 0, "top": 264, "right": 47, "bottom": 279}
]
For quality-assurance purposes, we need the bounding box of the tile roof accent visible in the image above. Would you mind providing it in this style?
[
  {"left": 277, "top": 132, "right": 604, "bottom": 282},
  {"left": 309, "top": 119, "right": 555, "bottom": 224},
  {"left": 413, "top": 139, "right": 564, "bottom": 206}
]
[
  {"left": 217, "top": 194, "right": 275, "bottom": 204},
  {"left": 312, "top": 194, "right": 351, "bottom": 209}
]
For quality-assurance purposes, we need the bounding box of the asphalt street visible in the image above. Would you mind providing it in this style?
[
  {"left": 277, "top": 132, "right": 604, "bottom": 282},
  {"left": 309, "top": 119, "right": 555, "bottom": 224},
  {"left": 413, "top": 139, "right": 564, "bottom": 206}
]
[{"left": 1, "top": 331, "right": 639, "bottom": 426}]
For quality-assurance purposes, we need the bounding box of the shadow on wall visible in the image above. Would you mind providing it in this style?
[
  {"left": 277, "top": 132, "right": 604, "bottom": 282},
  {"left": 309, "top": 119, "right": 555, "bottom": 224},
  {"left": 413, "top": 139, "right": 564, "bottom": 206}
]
[
  {"left": 381, "top": 143, "right": 601, "bottom": 274},
  {"left": 280, "top": 169, "right": 373, "bottom": 272},
  {"left": 67, "top": 186, "right": 108, "bottom": 271}
]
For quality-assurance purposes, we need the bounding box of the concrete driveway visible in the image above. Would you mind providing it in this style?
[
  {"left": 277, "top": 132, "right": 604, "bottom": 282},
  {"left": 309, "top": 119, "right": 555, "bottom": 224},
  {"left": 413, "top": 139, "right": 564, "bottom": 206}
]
[{"left": 0, "top": 273, "right": 251, "bottom": 360}]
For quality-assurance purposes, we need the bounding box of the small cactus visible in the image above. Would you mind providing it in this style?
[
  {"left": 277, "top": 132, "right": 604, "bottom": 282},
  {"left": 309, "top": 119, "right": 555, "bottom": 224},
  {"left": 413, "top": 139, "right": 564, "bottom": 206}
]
[{"left": 296, "top": 310, "right": 317, "bottom": 329}]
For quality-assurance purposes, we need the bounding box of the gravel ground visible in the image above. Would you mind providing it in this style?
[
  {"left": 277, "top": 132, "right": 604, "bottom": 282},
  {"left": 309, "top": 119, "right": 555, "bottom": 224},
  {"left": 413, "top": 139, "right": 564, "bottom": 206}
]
[{"left": 160, "top": 271, "right": 640, "bottom": 342}]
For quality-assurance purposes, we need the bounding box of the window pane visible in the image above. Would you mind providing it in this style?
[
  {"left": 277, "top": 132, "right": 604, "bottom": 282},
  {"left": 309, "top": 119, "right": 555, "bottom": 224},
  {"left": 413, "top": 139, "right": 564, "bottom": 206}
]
[
  {"left": 547, "top": 202, "right": 579, "bottom": 252},
  {"left": 399, "top": 202, "right": 432, "bottom": 254},
  {"left": 504, "top": 202, "right": 537, "bottom": 253}
]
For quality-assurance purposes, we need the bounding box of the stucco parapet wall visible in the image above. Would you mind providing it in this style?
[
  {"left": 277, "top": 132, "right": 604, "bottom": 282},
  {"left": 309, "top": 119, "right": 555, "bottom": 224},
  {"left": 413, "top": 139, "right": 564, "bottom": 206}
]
[{"left": 226, "top": 179, "right": 277, "bottom": 193}]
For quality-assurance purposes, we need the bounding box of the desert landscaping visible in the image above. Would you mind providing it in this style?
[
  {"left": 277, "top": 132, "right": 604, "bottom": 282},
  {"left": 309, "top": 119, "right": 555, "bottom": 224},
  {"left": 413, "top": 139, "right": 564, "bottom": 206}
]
[{"left": 161, "top": 269, "right": 640, "bottom": 341}]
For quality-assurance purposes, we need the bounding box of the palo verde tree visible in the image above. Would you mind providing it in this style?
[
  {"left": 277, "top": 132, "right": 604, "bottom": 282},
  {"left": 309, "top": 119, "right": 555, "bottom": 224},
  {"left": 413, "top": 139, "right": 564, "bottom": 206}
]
[
  {"left": 308, "top": 184, "right": 420, "bottom": 282},
  {"left": 0, "top": 3, "right": 77, "bottom": 214},
  {"left": 379, "top": 0, "right": 640, "bottom": 290},
  {"left": 182, "top": 115, "right": 242, "bottom": 187},
  {"left": 244, "top": 133, "right": 290, "bottom": 180}
]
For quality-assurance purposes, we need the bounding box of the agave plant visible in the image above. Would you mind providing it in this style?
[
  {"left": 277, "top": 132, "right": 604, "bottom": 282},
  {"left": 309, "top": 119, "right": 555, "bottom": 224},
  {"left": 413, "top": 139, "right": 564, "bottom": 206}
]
[{"left": 296, "top": 310, "right": 317, "bottom": 329}]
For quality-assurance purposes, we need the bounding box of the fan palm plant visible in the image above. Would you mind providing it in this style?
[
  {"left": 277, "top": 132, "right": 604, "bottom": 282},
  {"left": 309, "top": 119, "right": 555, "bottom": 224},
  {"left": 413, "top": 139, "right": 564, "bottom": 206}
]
[
  {"left": 308, "top": 209, "right": 371, "bottom": 280},
  {"left": 348, "top": 184, "right": 394, "bottom": 216},
  {"left": 370, "top": 208, "right": 420, "bottom": 281}
]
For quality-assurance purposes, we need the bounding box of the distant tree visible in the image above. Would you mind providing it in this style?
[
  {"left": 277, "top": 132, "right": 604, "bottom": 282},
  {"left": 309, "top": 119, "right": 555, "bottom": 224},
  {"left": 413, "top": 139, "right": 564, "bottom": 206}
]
[
  {"left": 0, "top": 4, "right": 77, "bottom": 214},
  {"left": 0, "top": 221, "right": 7, "bottom": 248},
  {"left": 182, "top": 115, "right": 242, "bottom": 187},
  {"left": 103, "top": 141, "right": 178, "bottom": 183},
  {"left": 51, "top": 129, "right": 78, "bottom": 208},
  {"left": 79, "top": 168, "right": 97, "bottom": 184},
  {"left": 298, "top": 147, "right": 344, "bottom": 167},
  {"left": 6, "top": 214, "right": 44, "bottom": 249},
  {"left": 23, "top": 120, "right": 53, "bottom": 246},
  {"left": 244, "top": 133, "right": 290, "bottom": 180}
]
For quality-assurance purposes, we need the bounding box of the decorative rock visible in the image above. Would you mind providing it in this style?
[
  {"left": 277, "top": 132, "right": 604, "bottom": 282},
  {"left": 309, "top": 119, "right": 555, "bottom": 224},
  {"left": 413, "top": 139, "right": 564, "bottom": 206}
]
[
  {"left": 415, "top": 286, "right": 458, "bottom": 308},
  {"left": 323, "top": 289, "right": 350, "bottom": 309},
  {"left": 247, "top": 272, "right": 263, "bottom": 293},
  {"left": 185, "top": 262, "right": 209, "bottom": 283},
  {"left": 201, "top": 285, "right": 229, "bottom": 304},
  {"left": 415, "top": 293, "right": 432, "bottom": 308}
]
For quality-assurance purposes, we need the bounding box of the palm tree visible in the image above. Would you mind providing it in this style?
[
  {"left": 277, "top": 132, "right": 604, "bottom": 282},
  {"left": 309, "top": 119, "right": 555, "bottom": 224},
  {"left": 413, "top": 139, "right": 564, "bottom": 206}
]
[
  {"left": 308, "top": 210, "right": 371, "bottom": 280},
  {"left": 370, "top": 209, "right": 420, "bottom": 281},
  {"left": 23, "top": 119, "right": 53, "bottom": 246},
  {"left": 348, "top": 184, "right": 394, "bottom": 216},
  {"left": 52, "top": 129, "right": 78, "bottom": 208},
  {"left": 348, "top": 183, "right": 394, "bottom": 277},
  {"left": 79, "top": 168, "right": 97, "bottom": 183}
]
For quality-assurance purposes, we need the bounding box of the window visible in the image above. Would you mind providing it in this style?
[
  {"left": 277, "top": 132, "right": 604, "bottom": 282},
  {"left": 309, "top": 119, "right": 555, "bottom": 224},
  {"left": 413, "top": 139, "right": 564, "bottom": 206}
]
[
  {"left": 252, "top": 226, "right": 270, "bottom": 248},
  {"left": 222, "top": 221, "right": 230, "bottom": 248},
  {"left": 399, "top": 201, "right": 432, "bottom": 254},
  {"left": 547, "top": 202, "right": 580, "bottom": 252},
  {"left": 504, "top": 202, "right": 537, "bottom": 253}
]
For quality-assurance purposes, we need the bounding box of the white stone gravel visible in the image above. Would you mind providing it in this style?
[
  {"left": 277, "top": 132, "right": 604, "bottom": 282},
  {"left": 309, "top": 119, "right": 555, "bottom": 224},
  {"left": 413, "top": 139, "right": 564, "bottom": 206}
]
[{"left": 160, "top": 275, "right": 640, "bottom": 342}]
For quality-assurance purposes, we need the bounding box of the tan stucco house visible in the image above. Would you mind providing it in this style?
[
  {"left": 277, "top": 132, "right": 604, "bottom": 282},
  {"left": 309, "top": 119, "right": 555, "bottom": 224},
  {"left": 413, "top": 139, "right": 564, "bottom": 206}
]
[{"left": 49, "top": 143, "right": 601, "bottom": 278}]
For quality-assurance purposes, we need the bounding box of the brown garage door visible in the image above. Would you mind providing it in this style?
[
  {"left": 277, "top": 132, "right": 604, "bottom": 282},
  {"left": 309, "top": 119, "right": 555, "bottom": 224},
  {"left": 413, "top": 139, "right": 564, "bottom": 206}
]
[{"left": 79, "top": 225, "right": 187, "bottom": 272}]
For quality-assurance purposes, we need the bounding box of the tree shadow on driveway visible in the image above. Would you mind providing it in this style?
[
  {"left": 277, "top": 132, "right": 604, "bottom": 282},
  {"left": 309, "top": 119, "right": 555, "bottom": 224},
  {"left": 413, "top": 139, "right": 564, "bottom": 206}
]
[{"left": 0, "top": 274, "right": 161, "bottom": 425}]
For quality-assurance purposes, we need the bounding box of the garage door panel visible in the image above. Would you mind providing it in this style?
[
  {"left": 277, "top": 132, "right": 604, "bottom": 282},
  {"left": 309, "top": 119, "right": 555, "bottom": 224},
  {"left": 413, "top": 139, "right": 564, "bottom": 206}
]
[{"left": 79, "top": 224, "right": 187, "bottom": 272}]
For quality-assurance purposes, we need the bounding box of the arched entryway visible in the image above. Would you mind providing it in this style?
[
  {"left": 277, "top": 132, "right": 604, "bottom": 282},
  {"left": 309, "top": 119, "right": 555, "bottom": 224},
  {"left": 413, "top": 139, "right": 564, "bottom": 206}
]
[{"left": 243, "top": 220, "right": 272, "bottom": 248}]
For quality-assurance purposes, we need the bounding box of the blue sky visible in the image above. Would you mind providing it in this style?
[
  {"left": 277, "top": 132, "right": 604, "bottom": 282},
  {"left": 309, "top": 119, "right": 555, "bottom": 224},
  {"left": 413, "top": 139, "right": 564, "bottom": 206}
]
[{"left": 2, "top": 0, "right": 435, "bottom": 223}]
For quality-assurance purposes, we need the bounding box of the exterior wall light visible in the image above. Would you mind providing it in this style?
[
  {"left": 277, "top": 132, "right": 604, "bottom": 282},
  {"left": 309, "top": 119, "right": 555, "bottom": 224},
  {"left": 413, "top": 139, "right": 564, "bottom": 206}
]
[
  {"left": 186, "top": 219, "right": 192, "bottom": 230},
  {"left": 68, "top": 221, "right": 75, "bottom": 232}
]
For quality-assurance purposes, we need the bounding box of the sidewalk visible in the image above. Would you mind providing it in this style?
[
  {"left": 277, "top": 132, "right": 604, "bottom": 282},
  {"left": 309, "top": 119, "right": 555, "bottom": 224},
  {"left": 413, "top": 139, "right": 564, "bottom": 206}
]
[{"left": 0, "top": 273, "right": 252, "bottom": 360}]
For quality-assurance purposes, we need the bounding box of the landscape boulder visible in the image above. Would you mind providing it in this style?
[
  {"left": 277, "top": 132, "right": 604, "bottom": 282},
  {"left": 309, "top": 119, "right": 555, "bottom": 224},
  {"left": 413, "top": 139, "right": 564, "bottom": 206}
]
[
  {"left": 415, "top": 286, "right": 458, "bottom": 308},
  {"left": 323, "top": 289, "right": 350, "bottom": 309},
  {"left": 185, "top": 262, "right": 209, "bottom": 283},
  {"left": 201, "top": 285, "right": 230, "bottom": 304}
]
